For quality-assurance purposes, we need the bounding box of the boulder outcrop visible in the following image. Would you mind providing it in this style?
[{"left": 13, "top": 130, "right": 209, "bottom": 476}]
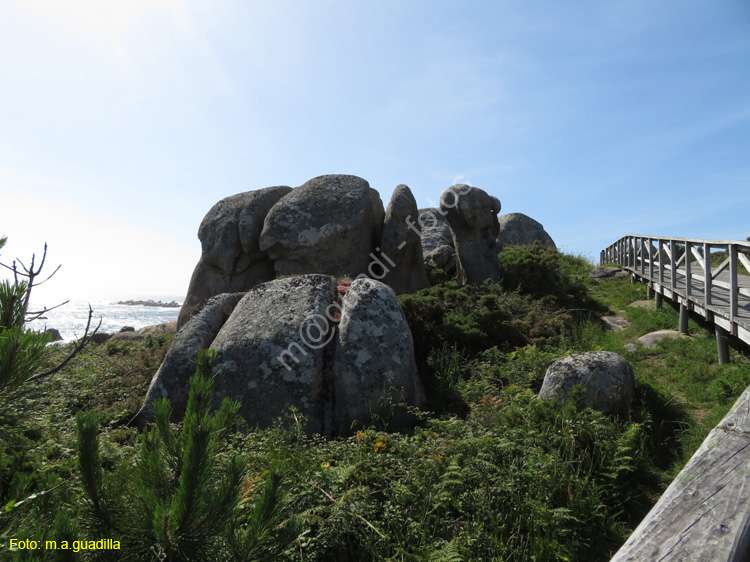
[
  {"left": 417, "top": 208, "right": 454, "bottom": 255},
  {"left": 380, "top": 185, "right": 429, "bottom": 294},
  {"left": 140, "top": 275, "right": 424, "bottom": 435},
  {"left": 424, "top": 244, "right": 456, "bottom": 271},
  {"left": 259, "top": 175, "right": 384, "bottom": 278},
  {"left": 178, "top": 185, "right": 291, "bottom": 328},
  {"left": 439, "top": 185, "right": 502, "bottom": 285},
  {"left": 495, "top": 213, "right": 556, "bottom": 252},
  {"left": 637, "top": 330, "right": 689, "bottom": 349},
  {"left": 539, "top": 351, "right": 634, "bottom": 416},
  {"left": 139, "top": 292, "right": 245, "bottom": 422},
  {"left": 333, "top": 278, "right": 425, "bottom": 430}
]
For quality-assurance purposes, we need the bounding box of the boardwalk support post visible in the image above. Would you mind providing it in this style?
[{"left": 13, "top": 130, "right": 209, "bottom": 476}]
[
  {"left": 716, "top": 326, "right": 730, "bottom": 365},
  {"left": 655, "top": 292, "right": 663, "bottom": 309},
  {"left": 647, "top": 285, "right": 654, "bottom": 299},
  {"left": 679, "top": 304, "right": 689, "bottom": 334}
]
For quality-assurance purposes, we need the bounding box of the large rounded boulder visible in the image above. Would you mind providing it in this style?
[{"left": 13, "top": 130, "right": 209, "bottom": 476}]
[
  {"left": 209, "top": 275, "right": 337, "bottom": 434},
  {"left": 333, "top": 278, "right": 426, "bottom": 430},
  {"left": 439, "top": 185, "right": 502, "bottom": 285},
  {"left": 259, "top": 174, "right": 384, "bottom": 278},
  {"left": 495, "top": 213, "right": 556, "bottom": 252},
  {"left": 139, "top": 274, "right": 424, "bottom": 436},
  {"left": 539, "top": 351, "right": 634, "bottom": 416},
  {"left": 380, "top": 185, "right": 429, "bottom": 294},
  {"left": 177, "top": 185, "right": 292, "bottom": 328}
]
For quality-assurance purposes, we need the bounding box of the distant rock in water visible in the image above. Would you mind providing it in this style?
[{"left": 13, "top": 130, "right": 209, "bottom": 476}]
[
  {"left": 116, "top": 300, "right": 181, "bottom": 308},
  {"left": 108, "top": 321, "right": 178, "bottom": 343},
  {"left": 44, "top": 328, "right": 63, "bottom": 342}
]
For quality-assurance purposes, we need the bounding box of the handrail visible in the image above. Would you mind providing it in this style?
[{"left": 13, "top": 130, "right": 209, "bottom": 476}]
[{"left": 600, "top": 235, "right": 750, "bottom": 345}]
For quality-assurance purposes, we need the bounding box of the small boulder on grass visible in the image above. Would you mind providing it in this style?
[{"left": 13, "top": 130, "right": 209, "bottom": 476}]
[
  {"left": 539, "top": 351, "right": 634, "bottom": 416},
  {"left": 637, "top": 329, "right": 688, "bottom": 349}
]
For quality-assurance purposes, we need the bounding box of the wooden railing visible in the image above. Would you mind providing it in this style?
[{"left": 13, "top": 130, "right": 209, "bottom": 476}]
[{"left": 601, "top": 235, "right": 750, "bottom": 349}]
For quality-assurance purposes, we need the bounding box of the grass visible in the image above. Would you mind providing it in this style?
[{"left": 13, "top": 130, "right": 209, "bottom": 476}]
[{"left": 2, "top": 248, "right": 750, "bottom": 561}]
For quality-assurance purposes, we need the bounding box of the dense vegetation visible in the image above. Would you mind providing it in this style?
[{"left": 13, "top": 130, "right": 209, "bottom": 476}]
[{"left": 2, "top": 243, "right": 749, "bottom": 561}]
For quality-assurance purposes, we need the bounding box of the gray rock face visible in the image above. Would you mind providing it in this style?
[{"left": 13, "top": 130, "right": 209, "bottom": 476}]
[
  {"left": 143, "top": 274, "right": 424, "bottom": 436},
  {"left": 495, "top": 213, "right": 556, "bottom": 252},
  {"left": 199, "top": 186, "right": 293, "bottom": 273},
  {"left": 439, "top": 185, "right": 502, "bottom": 285},
  {"left": 417, "top": 208, "right": 453, "bottom": 255},
  {"left": 380, "top": 185, "right": 429, "bottom": 294},
  {"left": 539, "top": 351, "right": 635, "bottom": 416},
  {"left": 178, "top": 259, "right": 274, "bottom": 330},
  {"left": 259, "top": 175, "right": 385, "bottom": 278},
  {"left": 209, "top": 275, "right": 336, "bottom": 434},
  {"left": 138, "top": 292, "right": 245, "bottom": 422},
  {"left": 177, "top": 185, "right": 291, "bottom": 328},
  {"left": 424, "top": 244, "right": 456, "bottom": 270},
  {"left": 333, "top": 278, "right": 426, "bottom": 430}
]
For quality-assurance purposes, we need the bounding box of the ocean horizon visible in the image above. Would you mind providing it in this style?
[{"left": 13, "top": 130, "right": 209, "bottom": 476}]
[{"left": 27, "top": 295, "right": 184, "bottom": 342}]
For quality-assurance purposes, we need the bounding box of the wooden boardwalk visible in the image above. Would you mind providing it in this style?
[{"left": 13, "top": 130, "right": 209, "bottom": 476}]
[
  {"left": 601, "top": 235, "right": 750, "bottom": 348},
  {"left": 603, "top": 235, "right": 750, "bottom": 562}
]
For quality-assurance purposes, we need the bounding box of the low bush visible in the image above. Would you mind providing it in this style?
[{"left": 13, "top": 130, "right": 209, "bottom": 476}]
[{"left": 498, "top": 243, "right": 596, "bottom": 308}]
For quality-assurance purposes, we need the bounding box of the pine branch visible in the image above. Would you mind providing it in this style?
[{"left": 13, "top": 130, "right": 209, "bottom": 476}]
[{"left": 27, "top": 305, "right": 101, "bottom": 382}]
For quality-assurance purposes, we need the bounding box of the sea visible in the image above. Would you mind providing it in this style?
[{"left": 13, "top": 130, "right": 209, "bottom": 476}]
[{"left": 26, "top": 295, "right": 184, "bottom": 342}]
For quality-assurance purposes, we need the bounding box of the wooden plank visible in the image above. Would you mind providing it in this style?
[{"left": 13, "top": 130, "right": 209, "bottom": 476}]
[
  {"left": 685, "top": 242, "right": 693, "bottom": 299},
  {"left": 692, "top": 244, "right": 706, "bottom": 271},
  {"left": 739, "top": 252, "right": 750, "bottom": 274},
  {"left": 659, "top": 240, "right": 665, "bottom": 286},
  {"left": 713, "top": 257, "right": 731, "bottom": 279},
  {"left": 611, "top": 385, "right": 750, "bottom": 562},
  {"left": 619, "top": 234, "right": 750, "bottom": 247},
  {"left": 730, "top": 245, "right": 738, "bottom": 326},
  {"left": 705, "top": 242, "right": 713, "bottom": 308}
]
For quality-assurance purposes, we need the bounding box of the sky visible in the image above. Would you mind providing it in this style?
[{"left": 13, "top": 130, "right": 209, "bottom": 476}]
[{"left": 1, "top": 0, "right": 749, "bottom": 303}]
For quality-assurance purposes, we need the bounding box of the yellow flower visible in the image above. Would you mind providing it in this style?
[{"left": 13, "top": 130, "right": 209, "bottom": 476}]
[
  {"left": 374, "top": 441, "right": 386, "bottom": 453},
  {"left": 320, "top": 461, "right": 331, "bottom": 468}
]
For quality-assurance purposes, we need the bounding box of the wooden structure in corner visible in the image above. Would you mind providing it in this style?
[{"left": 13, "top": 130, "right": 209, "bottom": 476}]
[
  {"left": 602, "top": 235, "right": 750, "bottom": 561},
  {"left": 610, "top": 383, "right": 750, "bottom": 561}
]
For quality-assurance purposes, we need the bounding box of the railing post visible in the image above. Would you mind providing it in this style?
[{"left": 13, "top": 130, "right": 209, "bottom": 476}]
[
  {"left": 716, "top": 325, "right": 730, "bottom": 365},
  {"left": 669, "top": 240, "right": 677, "bottom": 298},
  {"left": 658, "top": 239, "right": 664, "bottom": 288},
  {"left": 679, "top": 303, "right": 689, "bottom": 334},
  {"left": 730, "top": 244, "right": 738, "bottom": 329},
  {"left": 685, "top": 240, "right": 693, "bottom": 299},
  {"left": 648, "top": 237, "right": 654, "bottom": 282},
  {"left": 704, "top": 242, "right": 712, "bottom": 308},
  {"left": 640, "top": 237, "right": 646, "bottom": 278}
]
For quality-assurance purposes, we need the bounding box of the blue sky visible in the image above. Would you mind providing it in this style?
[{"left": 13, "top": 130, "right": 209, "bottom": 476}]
[{"left": 1, "top": 0, "right": 749, "bottom": 301}]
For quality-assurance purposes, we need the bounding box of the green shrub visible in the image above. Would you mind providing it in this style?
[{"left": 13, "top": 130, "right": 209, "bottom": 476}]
[
  {"left": 74, "top": 349, "right": 302, "bottom": 561},
  {"left": 399, "top": 281, "right": 573, "bottom": 361},
  {"left": 498, "top": 243, "right": 596, "bottom": 308}
]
